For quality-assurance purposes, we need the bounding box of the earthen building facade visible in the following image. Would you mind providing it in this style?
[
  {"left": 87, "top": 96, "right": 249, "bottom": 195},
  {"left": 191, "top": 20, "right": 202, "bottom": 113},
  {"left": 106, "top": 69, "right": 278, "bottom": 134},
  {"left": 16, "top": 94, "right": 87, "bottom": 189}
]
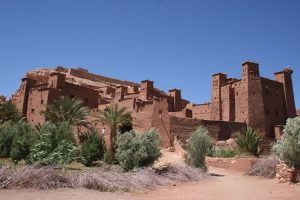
[{"left": 11, "top": 62, "right": 297, "bottom": 146}]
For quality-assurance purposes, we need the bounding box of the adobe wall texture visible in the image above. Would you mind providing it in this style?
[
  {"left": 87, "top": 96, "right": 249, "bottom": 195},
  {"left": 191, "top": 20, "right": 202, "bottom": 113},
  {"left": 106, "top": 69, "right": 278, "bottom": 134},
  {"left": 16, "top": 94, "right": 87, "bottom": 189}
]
[
  {"left": 193, "top": 61, "right": 296, "bottom": 138},
  {"left": 187, "top": 103, "right": 211, "bottom": 120},
  {"left": 169, "top": 116, "right": 247, "bottom": 144}
]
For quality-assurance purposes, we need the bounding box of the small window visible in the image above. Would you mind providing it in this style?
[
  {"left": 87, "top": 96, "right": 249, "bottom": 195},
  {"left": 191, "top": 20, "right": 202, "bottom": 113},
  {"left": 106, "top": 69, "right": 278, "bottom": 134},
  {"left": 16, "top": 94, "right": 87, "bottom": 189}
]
[
  {"left": 31, "top": 109, "right": 35, "bottom": 113},
  {"left": 275, "top": 111, "right": 279, "bottom": 116},
  {"left": 266, "top": 109, "right": 270, "bottom": 115},
  {"left": 41, "top": 100, "right": 44, "bottom": 104},
  {"left": 236, "top": 92, "right": 238, "bottom": 96},
  {"left": 158, "top": 109, "right": 163, "bottom": 115}
]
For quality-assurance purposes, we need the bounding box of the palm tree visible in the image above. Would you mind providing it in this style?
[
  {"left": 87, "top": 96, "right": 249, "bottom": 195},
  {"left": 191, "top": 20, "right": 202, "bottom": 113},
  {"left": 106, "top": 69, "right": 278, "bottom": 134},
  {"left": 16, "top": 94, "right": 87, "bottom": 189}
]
[
  {"left": 0, "top": 100, "right": 22, "bottom": 124},
  {"left": 98, "top": 104, "right": 132, "bottom": 155},
  {"left": 44, "top": 96, "right": 91, "bottom": 127}
]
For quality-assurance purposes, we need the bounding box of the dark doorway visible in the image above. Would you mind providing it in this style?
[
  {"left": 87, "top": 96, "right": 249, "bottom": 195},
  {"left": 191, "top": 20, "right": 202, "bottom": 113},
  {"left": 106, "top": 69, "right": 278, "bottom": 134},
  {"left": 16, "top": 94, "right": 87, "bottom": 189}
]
[{"left": 119, "top": 124, "right": 133, "bottom": 134}]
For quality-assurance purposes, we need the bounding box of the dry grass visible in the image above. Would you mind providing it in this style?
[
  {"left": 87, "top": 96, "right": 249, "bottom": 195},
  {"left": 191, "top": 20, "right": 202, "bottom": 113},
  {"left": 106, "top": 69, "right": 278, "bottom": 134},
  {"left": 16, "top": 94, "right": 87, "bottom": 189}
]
[
  {"left": 0, "top": 166, "right": 70, "bottom": 189},
  {"left": 247, "top": 156, "right": 279, "bottom": 179},
  {"left": 0, "top": 163, "right": 207, "bottom": 191}
]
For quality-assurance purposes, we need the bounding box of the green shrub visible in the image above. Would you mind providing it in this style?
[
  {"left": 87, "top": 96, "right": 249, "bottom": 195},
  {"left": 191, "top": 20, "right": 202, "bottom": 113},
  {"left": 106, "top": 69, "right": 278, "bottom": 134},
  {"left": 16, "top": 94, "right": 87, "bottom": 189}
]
[
  {"left": 211, "top": 149, "right": 238, "bottom": 158},
  {"left": 0, "top": 122, "right": 36, "bottom": 162},
  {"left": 10, "top": 122, "right": 37, "bottom": 164},
  {"left": 103, "top": 150, "right": 117, "bottom": 165},
  {"left": 0, "top": 124, "right": 14, "bottom": 157},
  {"left": 27, "top": 122, "right": 79, "bottom": 165},
  {"left": 81, "top": 130, "right": 105, "bottom": 166},
  {"left": 235, "top": 127, "right": 262, "bottom": 156},
  {"left": 185, "top": 126, "right": 212, "bottom": 168},
  {"left": 272, "top": 116, "right": 300, "bottom": 168},
  {"left": 115, "top": 128, "right": 160, "bottom": 171},
  {"left": 0, "top": 100, "right": 22, "bottom": 124}
]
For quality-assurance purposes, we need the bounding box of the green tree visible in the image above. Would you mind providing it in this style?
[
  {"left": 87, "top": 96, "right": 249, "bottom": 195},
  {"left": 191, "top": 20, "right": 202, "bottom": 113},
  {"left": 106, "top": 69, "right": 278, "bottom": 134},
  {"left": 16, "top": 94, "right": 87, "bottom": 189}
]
[
  {"left": 43, "top": 97, "right": 91, "bottom": 142},
  {"left": 98, "top": 104, "right": 132, "bottom": 157},
  {"left": 0, "top": 101, "right": 22, "bottom": 124},
  {"left": 44, "top": 97, "right": 90, "bottom": 126},
  {"left": 81, "top": 129, "right": 105, "bottom": 167},
  {"left": 27, "top": 122, "right": 79, "bottom": 165},
  {"left": 10, "top": 122, "right": 37, "bottom": 164},
  {"left": 0, "top": 124, "right": 14, "bottom": 157},
  {"left": 185, "top": 126, "right": 213, "bottom": 168},
  {"left": 115, "top": 128, "right": 160, "bottom": 171}
]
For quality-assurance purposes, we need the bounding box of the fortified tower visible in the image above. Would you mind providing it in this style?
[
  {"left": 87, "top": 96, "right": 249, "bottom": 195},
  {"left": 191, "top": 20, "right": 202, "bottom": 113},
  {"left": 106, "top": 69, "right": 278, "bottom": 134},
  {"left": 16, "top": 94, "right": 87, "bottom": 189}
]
[
  {"left": 139, "top": 80, "right": 154, "bottom": 100},
  {"left": 210, "top": 73, "right": 227, "bottom": 120},
  {"left": 169, "top": 89, "right": 182, "bottom": 112},
  {"left": 115, "top": 85, "right": 127, "bottom": 101},
  {"left": 274, "top": 68, "right": 296, "bottom": 118},
  {"left": 240, "top": 61, "right": 267, "bottom": 136},
  {"left": 14, "top": 78, "right": 37, "bottom": 116},
  {"left": 48, "top": 72, "right": 66, "bottom": 92}
]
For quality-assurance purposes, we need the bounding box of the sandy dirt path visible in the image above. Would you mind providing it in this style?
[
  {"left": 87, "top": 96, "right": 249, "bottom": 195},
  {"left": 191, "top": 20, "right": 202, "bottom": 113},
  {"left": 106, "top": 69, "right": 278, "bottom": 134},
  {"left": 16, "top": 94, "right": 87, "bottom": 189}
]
[{"left": 1, "top": 167, "right": 299, "bottom": 200}]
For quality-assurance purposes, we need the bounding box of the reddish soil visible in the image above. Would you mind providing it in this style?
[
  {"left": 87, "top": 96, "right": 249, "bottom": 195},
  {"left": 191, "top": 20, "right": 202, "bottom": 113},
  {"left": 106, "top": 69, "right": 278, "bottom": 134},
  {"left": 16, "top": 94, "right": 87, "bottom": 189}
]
[{"left": 1, "top": 167, "right": 299, "bottom": 200}]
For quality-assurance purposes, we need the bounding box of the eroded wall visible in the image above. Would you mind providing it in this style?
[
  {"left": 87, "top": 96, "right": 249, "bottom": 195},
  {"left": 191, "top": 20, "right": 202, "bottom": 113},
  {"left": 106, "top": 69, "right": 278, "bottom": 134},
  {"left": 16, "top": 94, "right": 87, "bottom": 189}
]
[{"left": 169, "top": 116, "right": 247, "bottom": 144}]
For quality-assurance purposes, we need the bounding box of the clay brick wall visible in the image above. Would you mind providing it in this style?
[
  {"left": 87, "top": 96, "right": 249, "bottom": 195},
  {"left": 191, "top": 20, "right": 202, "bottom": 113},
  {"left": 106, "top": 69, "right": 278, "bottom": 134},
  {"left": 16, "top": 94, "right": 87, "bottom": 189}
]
[
  {"left": 168, "top": 108, "right": 192, "bottom": 118},
  {"left": 169, "top": 89, "right": 182, "bottom": 112},
  {"left": 26, "top": 87, "right": 61, "bottom": 126},
  {"left": 151, "top": 99, "right": 173, "bottom": 147},
  {"left": 64, "top": 82, "right": 99, "bottom": 108},
  {"left": 274, "top": 70, "right": 297, "bottom": 118},
  {"left": 132, "top": 101, "right": 154, "bottom": 133},
  {"left": 233, "top": 79, "right": 249, "bottom": 124},
  {"left": 188, "top": 103, "right": 211, "bottom": 120},
  {"left": 260, "top": 77, "right": 286, "bottom": 137},
  {"left": 211, "top": 73, "right": 227, "bottom": 120},
  {"left": 220, "top": 84, "right": 233, "bottom": 121},
  {"left": 11, "top": 78, "right": 37, "bottom": 116},
  {"left": 169, "top": 116, "right": 246, "bottom": 143}
]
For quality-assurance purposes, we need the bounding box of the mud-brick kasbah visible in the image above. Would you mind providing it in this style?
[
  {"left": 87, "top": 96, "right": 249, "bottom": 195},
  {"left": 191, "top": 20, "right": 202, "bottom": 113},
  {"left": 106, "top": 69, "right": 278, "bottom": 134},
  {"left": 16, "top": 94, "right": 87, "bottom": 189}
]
[{"left": 10, "top": 61, "right": 298, "bottom": 148}]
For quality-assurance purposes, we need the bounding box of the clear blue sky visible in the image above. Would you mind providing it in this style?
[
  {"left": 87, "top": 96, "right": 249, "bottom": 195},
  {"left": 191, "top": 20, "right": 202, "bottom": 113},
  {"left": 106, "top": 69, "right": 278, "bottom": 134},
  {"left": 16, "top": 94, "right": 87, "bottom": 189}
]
[{"left": 0, "top": 0, "right": 299, "bottom": 108}]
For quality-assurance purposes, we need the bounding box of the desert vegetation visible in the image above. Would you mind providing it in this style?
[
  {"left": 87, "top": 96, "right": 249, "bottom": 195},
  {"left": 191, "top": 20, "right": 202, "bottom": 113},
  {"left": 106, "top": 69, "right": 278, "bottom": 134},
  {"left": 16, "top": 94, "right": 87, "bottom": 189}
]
[
  {"left": 1, "top": 96, "right": 300, "bottom": 193},
  {"left": 0, "top": 98, "right": 209, "bottom": 191},
  {"left": 185, "top": 126, "right": 213, "bottom": 168},
  {"left": 115, "top": 128, "right": 161, "bottom": 171},
  {"left": 247, "top": 156, "right": 279, "bottom": 178},
  {"left": 235, "top": 127, "right": 262, "bottom": 156},
  {"left": 272, "top": 116, "right": 300, "bottom": 168}
]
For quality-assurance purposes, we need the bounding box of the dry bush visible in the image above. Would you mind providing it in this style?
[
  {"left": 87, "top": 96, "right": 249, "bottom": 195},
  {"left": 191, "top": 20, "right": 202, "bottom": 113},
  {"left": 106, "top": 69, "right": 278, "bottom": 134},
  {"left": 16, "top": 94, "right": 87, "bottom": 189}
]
[
  {"left": 72, "top": 163, "right": 207, "bottom": 192},
  {"left": 0, "top": 163, "right": 207, "bottom": 191},
  {"left": 0, "top": 166, "right": 70, "bottom": 189},
  {"left": 247, "top": 156, "right": 279, "bottom": 178}
]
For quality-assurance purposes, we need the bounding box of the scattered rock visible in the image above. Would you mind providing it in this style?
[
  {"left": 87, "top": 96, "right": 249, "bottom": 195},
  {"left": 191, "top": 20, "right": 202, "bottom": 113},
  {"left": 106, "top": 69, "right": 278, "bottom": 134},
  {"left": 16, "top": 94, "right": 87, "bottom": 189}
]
[
  {"left": 166, "top": 146, "right": 175, "bottom": 152},
  {"left": 152, "top": 161, "right": 171, "bottom": 174},
  {"left": 214, "top": 138, "right": 238, "bottom": 151},
  {"left": 276, "top": 162, "right": 300, "bottom": 183}
]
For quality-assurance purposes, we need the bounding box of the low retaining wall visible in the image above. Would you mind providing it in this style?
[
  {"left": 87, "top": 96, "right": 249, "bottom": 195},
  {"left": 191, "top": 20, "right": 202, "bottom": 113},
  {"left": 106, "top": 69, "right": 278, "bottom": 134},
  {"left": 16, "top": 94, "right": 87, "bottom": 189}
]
[{"left": 206, "top": 157, "right": 262, "bottom": 173}]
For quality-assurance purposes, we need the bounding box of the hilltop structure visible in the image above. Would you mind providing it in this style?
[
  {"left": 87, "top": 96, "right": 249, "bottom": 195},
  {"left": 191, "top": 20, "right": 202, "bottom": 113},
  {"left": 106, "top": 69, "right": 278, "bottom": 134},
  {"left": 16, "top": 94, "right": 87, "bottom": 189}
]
[{"left": 11, "top": 62, "right": 296, "bottom": 146}]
